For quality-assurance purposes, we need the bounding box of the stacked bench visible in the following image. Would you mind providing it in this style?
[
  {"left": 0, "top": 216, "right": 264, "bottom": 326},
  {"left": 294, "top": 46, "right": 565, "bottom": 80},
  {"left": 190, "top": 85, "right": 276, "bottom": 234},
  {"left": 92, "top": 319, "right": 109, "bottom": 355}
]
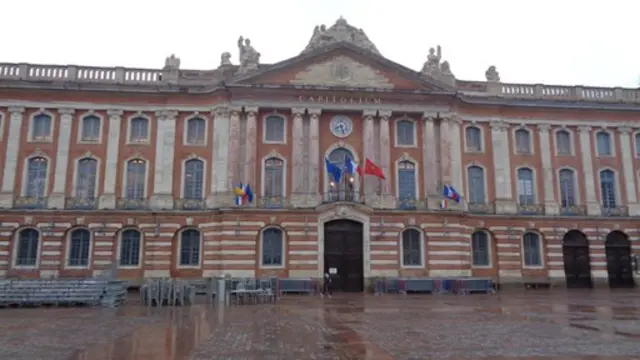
[{"left": 0, "top": 279, "right": 128, "bottom": 308}]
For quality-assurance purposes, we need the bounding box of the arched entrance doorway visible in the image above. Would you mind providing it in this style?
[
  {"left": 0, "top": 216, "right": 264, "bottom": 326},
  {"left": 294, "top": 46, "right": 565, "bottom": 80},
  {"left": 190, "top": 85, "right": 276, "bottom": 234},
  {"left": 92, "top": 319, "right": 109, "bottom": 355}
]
[
  {"left": 326, "top": 147, "right": 357, "bottom": 202},
  {"left": 324, "top": 219, "right": 364, "bottom": 292},
  {"left": 605, "top": 231, "right": 635, "bottom": 288},
  {"left": 562, "top": 230, "right": 593, "bottom": 288}
]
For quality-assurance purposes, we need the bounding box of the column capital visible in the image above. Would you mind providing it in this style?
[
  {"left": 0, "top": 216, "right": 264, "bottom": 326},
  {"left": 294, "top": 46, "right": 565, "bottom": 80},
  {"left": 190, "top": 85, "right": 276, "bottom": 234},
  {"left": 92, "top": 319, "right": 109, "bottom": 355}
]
[
  {"left": 363, "top": 109, "right": 377, "bottom": 117},
  {"left": 228, "top": 106, "right": 243, "bottom": 114},
  {"left": 536, "top": 123, "right": 552, "bottom": 133},
  {"left": 8, "top": 106, "right": 25, "bottom": 114},
  {"left": 291, "top": 108, "right": 305, "bottom": 116},
  {"left": 244, "top": 106, "right": 258, "bottom": 115},
  {"left": 154, "top": 110, "right": 178, "bottom": 120},
  {"left": 210, "top": 106, "right": 229, "bottom": 117},
  {"left": 58, "top": 108, "right": 75, "bottom": 115},
  {"left": 106, "top": 109, "right": 123, "bottom": 118},
  {"left": 308, "top": 108, "right": 322, "bottom": 116},
  {"left": 618, "top": 126, "right": 633, "bottom": 134},
  {"left": 578, "top": 125, "right": 591, "bottom": 134},
  {"left": 490, "top": 120, "right": 508, "bottom": 131},
  {"left": 378, "top": 110, "right": 392, "bottom": 119}
]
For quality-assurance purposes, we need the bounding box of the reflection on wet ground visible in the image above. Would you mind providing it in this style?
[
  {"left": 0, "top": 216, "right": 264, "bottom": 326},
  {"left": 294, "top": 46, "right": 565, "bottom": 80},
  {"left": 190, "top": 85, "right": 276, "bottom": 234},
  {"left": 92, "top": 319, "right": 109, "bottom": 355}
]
[{"left": 1, "top": 289, "right": 640, "bottom": 359}]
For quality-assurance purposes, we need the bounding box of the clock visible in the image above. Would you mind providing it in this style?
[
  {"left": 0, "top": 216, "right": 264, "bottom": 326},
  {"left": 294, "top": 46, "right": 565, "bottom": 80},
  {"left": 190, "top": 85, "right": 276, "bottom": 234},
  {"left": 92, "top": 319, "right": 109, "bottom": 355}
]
[{"left": 330, "top": 115, "right": 353, "bottom": 138}]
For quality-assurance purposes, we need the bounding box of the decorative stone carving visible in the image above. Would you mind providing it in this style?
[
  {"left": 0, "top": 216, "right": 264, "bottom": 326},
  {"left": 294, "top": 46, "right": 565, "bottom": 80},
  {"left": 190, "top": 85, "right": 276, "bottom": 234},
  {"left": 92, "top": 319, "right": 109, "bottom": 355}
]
[
  {"left": 186, "top": 217, "right": 193, "bottom": 226},
  {"left": 164, "top": 54, "right": 180, "bottom": 70},
  {"left": 237, "top": 36, "right": 260, "bottom": 73},
  {"left": 407, "top": 217, "right": 416, "bottom": 226},
  {"left": 220, "top": 52, "right": 232, "bottom": 67},
  {"left": 290, "top": 55, "right": 394, "bottom": 89},
  {"left": 537, "top": 123, "right": 551, "bottom": 133},
  {"left": 302, "top": 17, "right": 381, "bottom": 55},
  {"left": 618, "top": 126, "right": 632, "bottom": 134},
  {"left": 421, "top": 45, "right": 455, "bottom": 83},
  {"left": 485, "top": 66, "right": 500, "bottom": 82},
  {"left": 127, "top": 218, "right": 135, "bottom": 225},
  {"left": 24, "top": 216, "right": 33, "bottom": 225},
  {"left": 424, "top": 46, "right": 442, "bottom": 72},
  {"left": 490, "top": 120, "right": 509, "bottom": 131},
  {"left": 269, "top": 216, "right": 276, "bottom": 224},
  {"left": 440, "top": 61, "right": 452, "bottom": 75},
  {"left": 75, "top": 217, "right": 85, "bottom": 225}
]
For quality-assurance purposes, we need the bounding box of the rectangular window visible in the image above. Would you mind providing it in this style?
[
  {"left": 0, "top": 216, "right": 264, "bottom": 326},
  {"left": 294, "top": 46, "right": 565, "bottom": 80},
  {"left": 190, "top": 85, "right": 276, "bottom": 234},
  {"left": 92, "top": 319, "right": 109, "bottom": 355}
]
[{"left": 264, "top": 116, "right": 285, "bottom": 143}]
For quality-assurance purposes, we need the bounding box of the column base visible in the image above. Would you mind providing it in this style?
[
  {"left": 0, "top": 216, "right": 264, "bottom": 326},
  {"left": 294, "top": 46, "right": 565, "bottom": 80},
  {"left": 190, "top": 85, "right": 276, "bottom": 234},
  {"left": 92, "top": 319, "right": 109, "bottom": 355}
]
[
  {"left": 586, "top": 202, "right": 601, "bottom": 216},
  {"left": 47, "top": 193, "right": 65, "bottom": 209},
  {"left": 0, "top": 192, "right": 14, "bottom": 209},
  {"left": 494, "top": 199, "right": 517, "bottom": 214},
  {"left": 98, "top": 194, "right": 116, "bottom": 210},
  {"left": 150, "top": 194, "right": 174, "bottom": 210},
  {"left": 627, "top": 203, "right": 640, "bottom": 216},
  {"left": 544, "top": 202, "right": 559, "bottom": 215}
]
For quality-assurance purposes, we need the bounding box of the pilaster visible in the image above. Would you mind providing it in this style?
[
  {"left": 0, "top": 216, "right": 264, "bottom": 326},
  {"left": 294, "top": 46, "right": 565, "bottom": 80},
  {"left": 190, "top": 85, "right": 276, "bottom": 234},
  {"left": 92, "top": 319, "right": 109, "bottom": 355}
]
[
  {"left": 618, "top": 126, "right": 639, "bottom": 215},
  {"left": 538, "top": 123, "right": 559, "bottom": 215},
  {"left": 578, "top": 125, "right": 600, "bottom": 215},
  {"left": 448, "top": 115, "right": 465, "bottom": 211},
  {"left": 490, "top": 120, "right": 516, "bottom": 214},
  {"left": 0, "top": 106, "right": 25, "bottom": 208},
  {"left": 244, "top": 106, "right": 258, "bottom": 189},
  {"left": 307, "top": 108, "right": 321, "bottom": 207},
  {"left": 150, "top": 110, "right": 178, "bottom": 210},
  {"left": 98, "top": 109, "right": 123, "bottom": 210},
  {"left": 362, "top": 110, "right": 377, "bottom": 205},
  {"left": 226, "top": 107, "right": 242, "bottom": 189},
  {"left": 48, "top": 108, "right": 75, "bottom": 209},
  {"left": 378, "top": 110, "right": 395, "bottom": 208},
  {"left": 290, "top": 108, "right": 306, "bottom": 207},
  {"left": 206, "top": 106, "right": 231, "bottom": 208}
]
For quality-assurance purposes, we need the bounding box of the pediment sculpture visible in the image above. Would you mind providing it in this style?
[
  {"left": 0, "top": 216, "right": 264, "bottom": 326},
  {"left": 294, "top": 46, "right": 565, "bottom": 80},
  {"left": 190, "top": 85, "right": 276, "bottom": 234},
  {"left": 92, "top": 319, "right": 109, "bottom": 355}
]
[{"left": 237, "top": 36, "right": 260, "bottom": 73}]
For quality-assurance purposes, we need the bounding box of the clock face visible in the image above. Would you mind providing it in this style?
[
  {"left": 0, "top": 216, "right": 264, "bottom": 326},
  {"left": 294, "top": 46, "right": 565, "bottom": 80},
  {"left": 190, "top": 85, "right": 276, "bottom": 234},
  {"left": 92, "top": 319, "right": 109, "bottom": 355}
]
[{"left": 330, "top": 116, "right": 353, "bottom": 138}]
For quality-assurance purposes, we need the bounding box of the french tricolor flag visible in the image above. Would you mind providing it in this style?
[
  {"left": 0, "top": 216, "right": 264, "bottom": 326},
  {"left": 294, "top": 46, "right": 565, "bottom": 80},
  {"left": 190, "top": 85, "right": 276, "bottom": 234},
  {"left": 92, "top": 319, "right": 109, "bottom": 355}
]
[{"left": 344, "top": 156, "right": 362, "bottom": 176}]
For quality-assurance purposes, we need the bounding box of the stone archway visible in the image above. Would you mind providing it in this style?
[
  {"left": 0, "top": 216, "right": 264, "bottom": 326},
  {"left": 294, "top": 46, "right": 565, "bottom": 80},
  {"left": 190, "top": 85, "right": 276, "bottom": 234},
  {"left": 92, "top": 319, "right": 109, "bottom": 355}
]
[
  {"left": 324, "top": 219, "right": 364, "bottom": 292},
  {"left": 605, "top": 231, "right": 635, "bottom": 288},
  {"left": 562, "top": 230, "right": 593, "bottom": 288}
]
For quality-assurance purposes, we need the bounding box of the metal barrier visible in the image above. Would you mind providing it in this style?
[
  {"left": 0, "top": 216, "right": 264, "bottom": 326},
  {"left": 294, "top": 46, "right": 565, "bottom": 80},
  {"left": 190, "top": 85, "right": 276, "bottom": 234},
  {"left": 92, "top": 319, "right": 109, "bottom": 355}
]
[
  {"left": 0, "top": 279, "right": 127, "bottom": 308},
  {"left": 372, "top": 277, "right": 495, "bottom": 295},
  {"left": 139, "top": 278, "right": 196, "bottom": 307},
  {"left": 277, "top": 278, "right": 318, "bottom": 295}
]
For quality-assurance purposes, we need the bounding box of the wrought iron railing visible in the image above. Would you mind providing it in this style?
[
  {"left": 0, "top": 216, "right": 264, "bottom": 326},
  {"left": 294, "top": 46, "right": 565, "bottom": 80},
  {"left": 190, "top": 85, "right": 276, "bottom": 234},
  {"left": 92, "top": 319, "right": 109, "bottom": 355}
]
[
  {"left": 467, "top": 203, "right": 495, "bottom": 214},
  {"left": 601, "top": 205, "right": 628, "bottom": 217},
  {"left": 517, "top": 203, "right": 545, "bottom": 215},
  {"left": 174, "top": 198, "right": 206, "bottom": 210},
  {"left": 13, "top": 196, "right": 47, "bottom": 209},
  {"left": 65, "top": 197, "right": 98, "bottom": 210},
  {"left": 116, "top": 197, "right": 150, "bottom": 210},
  {"left": 559, "top": 205, "right": 587, "bottom": 216}
]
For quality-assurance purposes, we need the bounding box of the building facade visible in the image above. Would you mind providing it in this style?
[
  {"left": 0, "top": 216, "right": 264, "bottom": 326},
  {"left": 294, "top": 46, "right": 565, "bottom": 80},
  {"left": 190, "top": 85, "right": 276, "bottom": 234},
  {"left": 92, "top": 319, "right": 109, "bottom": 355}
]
[{"left": 0, "top": 18, "right": 637, "bottom": 290}]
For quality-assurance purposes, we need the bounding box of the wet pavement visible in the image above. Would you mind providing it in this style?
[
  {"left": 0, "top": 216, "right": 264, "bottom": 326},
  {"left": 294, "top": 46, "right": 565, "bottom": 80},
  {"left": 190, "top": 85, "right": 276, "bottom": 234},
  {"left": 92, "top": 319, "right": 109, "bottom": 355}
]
[{"left": 1, "top": 290, "right": 640, "bottom": 359}]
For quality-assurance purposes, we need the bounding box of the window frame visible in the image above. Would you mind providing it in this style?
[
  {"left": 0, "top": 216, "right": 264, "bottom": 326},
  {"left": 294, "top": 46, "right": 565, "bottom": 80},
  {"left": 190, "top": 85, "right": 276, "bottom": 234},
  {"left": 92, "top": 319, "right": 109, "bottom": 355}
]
[
  {"left": 399, "top": 227, "right": 424, "bottom": 268},
  {"left": 183, "top": 115, "right": 208, "bottom": 146},
  {"left": 466, "top": 164, "right": 487, "bottom": 204},
  {"left": 516, "top": 166, "right": 537, "bottom": 205},
  {"left": 72, "top": 156, "right": 100, "bottom": 199},
  {"left": 117, "top": 228, "right": 143, "bottom": 269},
  {"left": 126, "top": 114, "right": 152, "bottom": 145},
  {"left": 394, "top": 118, "right": 417, "bottom": 148},
  {"left": 463, "top": 125, "right": 484, "bottom": 153},
  {"left": 261, "top": 153, "right": 287, "bottom": 198},
  {"left": 512, "top": 127, "right": 533, "bottom": 155},
  {"left": 65, "top": 227, "right": 93, "bottom": 269},
  {"left": 262, "top": 113, "right": 287, "bottom": 144},
  {"left": 27, "top": 111, "right": 54, "bottom": 143},
  {"left": 180, "top": 157, "right": 207, "bottom": 200},
  {"left": 22, "top": 155, "right": 50, "bottom": 198},
  {"left": 558, "top": 167, "right": 580, "bottom": 208},
  {"left": 177, "top": 228, "right": 202, "bottom": 268},
  {"left": 521, "top": 231, "right": 544, "bottom": 269},
  {"left": 121, "top": 158, "right": 149, "bottom": 199},
  {"left": 12, "top": 227, "right": 41, "bottom": 269},
  {"left": 259, "top": 227, "right": 286, "bottom": 269},
  {"left": 598, "top": 168, "right": 619, "bottom": 209},
  {"left": 594, "top": 129, "right": 615, "bottom": 157},
  {"left": 77, "top": 113, "right": 104, "bottom": 144},
  {"left": 553, "top": 128, "right": 574, "bottom": 156},
  {"left": 471, "top": 230, "right": 492, "bottom": 268},
  {"left": 395, "top": 158, "right": 419, "bottom": 203}
]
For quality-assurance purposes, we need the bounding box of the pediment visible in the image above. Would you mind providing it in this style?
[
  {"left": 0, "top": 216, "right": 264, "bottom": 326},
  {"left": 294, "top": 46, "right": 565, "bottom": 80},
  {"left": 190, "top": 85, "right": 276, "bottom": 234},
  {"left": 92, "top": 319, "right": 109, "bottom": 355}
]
[
  {"left": 232, "top": 42, "right": 451, "bottom": 91},
  {"left": 316, "top": 202, "right": 374, "bottom": 222}
]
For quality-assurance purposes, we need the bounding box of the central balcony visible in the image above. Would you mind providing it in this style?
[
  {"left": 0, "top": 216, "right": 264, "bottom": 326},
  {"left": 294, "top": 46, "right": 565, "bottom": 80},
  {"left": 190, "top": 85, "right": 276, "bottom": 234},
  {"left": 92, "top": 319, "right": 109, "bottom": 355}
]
[{"left": 322, "top": 190, "right": 363, "bottom": 204}]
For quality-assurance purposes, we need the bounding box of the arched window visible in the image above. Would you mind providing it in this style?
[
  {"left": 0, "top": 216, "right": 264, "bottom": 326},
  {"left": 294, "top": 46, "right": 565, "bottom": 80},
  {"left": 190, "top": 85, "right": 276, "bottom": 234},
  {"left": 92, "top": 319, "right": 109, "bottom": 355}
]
[
  {"left": 465, "top": 126, "right": 482, "bottom": 152},
  {"left": 26, "top": 157, "right": 48, "bottom": 198},
  {"left": 599, "top": 169, "right": 617, "bottom": 208},
  {"left": 327, "top": 147, "right": 356, "bottom": 201},
  {"left": 15, "top": 228, "right": 39, "bottom": 266},
  {"left": 559, "top": 169, "right": 576, "bottom": 208},
  {"left": 31, "top": 114, "right": 52, "bottom": 140},
  {"left": 522, "top": 232, "right": 542, "bottom": 267},
  {"left": 555, "top": 130, "right": 572, "bottom": 155},
  {"left": 401, "top": 228, "right": 422, "bottom": 267},
  {"left": 396, "top": 120, "right": 415, "bottom": 146},
  {"left": 517, "top": 168, "right": 535, "bottom": 205},
  {"left": 261, "top": 228, "right": 284, "bottom": 267},
  {"left": 471, "top": 231, "right": 490, "bottom": 267},
  {"left": 514, "top": 129, "right": 531, "bottom": 154},
  {"left": 81, "top": 115, "right": 101, "bottom": 142},
  {"left": 119, "top": 229, "right": 141, "bottom": 267},
  {"left": 179, "top": 229, "right": 201, "bottom": 266},
  {"left": 183, "top": 159, "right": 204, "bottom": 199},
  {"left": 186, "top": 118, "right": 206, "bottom": 145},
  {"left": 263, "top": 157, "right": 285, "bottom": 199},
  {"left": 264, "top": 115, "right": 285, "bottom": 143},
  {"left": 596, "top": 131, "right": 612, "bottom": 156},
  {"left": 397, "top": 161, "right": 416, "bottom": 209},
  {"left": 467, "top": 166, "right": 485, "bottom": 204},
  {"left": 76, "top": 158, "right": 98, "bottom": 199},
  {"left": 68, "top": 228, "right": 91, "bottom": 267},
  {"left": 125, "top": 159, "right": 146, "bottom": 199},
  {"left": 129, "top": 117, "right": 149, "bottom": 142}
]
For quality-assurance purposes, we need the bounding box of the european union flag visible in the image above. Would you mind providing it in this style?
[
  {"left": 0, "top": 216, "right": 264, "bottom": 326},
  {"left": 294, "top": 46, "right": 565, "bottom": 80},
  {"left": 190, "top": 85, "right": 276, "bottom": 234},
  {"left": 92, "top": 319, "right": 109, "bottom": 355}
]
[{"left": 325, "top": 157, "right": 342, "bottom": 183}]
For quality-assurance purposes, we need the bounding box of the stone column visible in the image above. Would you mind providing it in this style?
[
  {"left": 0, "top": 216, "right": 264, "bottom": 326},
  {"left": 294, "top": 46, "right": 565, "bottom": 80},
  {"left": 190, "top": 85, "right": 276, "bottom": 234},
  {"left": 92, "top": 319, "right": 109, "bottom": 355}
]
[
  {"left": 422, "top": 113, "right": 439, "bottom": 209},
  {"left": 98, "top": 109, "right": 123, "bottom": 209},
  {"left": 290, "top": 108, "right": 306, "bottom": 206},
  {"left": 538, "top": 123, "right": 559, "bottom": 215},
  {"left": 48, "top": 108, "right": 75, "bottom": 209},
  {"left": 150, "top": 110, "right": 177, "bottom": 210},
  {"left": 226, "top": 107, "right": 242, "bottom": 189},
  {"left": 618, "top": 126, "right": 640, "bottom": 214},
  {"left": 490, "top": 120, "right": 516, "bottom": 214},
  {"left": 307, "top": 108, "right": 321, "bottom": 206},
  {"left": 378, "top": 110, "right": 395, "bottom": 208},
  {"left": 0, "top": 106, "right": 25, "bottom": 208},
  {"left": 244, "top": 106, "right": 258, "bottom": 189},
  {"left": 207, "top": 106, "right": 231, "bottom": 208},
  {"left": 449, "top": 115, "right": 465, "bottom": 210},
  {"left": 362, "top": 110, "right": 377, "bottom": 205},
  {"left": 578, "top": 125, "right": 600, "bottom": 215}
]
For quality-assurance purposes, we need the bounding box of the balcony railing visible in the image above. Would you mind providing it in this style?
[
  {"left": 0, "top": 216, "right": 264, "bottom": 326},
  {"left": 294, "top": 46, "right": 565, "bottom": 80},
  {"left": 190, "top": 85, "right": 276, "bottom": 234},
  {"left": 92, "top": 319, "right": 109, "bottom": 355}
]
[
  {"left": 559, "top": 205, "right": 587, "bottom": 216},
  {"left": 174, "top": 198, "right": 206, "bottom": 210},
  {"left": 468, "top": 203, "right": 495, "bottom": 214},
  {"left": 256, "top": 196, "right": 288, "bottom": 209},
  {"left": 398, "top": 197, "right": 419, "bottom": 210},
  {"left": 322, "top": 190, "right": 363, "bottom": 204},
  {"left": 65, "top": 197, "right": 98, "bottom": 210},
  {"left": 517, "top": 203, "right": 545, "bottom": 215},
  {"left": 13, "top": 197, "right": 47, "bottom": 209},
  {"left": 116, "top": 197, "right": 150, "bottom": 210},
  {"left": 601, "top": 206, "right": 628, "bottom": 217}
]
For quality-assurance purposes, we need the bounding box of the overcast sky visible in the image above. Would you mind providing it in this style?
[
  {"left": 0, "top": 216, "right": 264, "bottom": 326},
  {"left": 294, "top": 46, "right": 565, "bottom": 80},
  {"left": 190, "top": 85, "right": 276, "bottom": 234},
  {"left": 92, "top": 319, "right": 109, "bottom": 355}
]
[{"left": 2, "top": 0, "right": 637, "bottom": 87}]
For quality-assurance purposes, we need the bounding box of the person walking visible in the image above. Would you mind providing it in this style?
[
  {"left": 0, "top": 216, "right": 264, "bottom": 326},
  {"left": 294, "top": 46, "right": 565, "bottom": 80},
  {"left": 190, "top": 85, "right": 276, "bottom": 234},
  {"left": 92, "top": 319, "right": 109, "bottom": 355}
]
[{"left": 321, "top": 271, "right": 332, "bottom": 298}]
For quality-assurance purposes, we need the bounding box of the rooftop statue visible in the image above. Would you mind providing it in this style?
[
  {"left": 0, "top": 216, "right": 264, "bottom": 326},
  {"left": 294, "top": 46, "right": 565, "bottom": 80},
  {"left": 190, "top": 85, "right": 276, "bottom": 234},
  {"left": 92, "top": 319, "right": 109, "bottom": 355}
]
[
  {"left": 237, "top": 36, "right": 260, "bottom": 73},
  {"left": 302, "top": 17, "right": 381, "bottom": 55},
  {"left": 163, "top": 54, "right": 180, "bottom": 70}
]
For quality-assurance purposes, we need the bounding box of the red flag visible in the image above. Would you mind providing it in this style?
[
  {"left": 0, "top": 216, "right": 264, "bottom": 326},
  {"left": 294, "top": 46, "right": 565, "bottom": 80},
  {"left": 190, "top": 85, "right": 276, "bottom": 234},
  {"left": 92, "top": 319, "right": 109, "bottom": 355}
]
[{"left": 364, "top": 158, "right": 385, "bottom": 180}]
